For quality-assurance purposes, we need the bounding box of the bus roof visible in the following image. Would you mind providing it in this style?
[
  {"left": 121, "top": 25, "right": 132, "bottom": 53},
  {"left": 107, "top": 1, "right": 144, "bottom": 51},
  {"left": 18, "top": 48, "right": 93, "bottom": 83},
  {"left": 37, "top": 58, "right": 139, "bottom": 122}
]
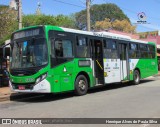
[
  {"left": 12, "top": 25, "right": 155, "bottom": 44},
  {"left": 60, "top": 27, "right": 131, "bottom": 41},
  {"left": 59, "top": 27, "right": 152, "bottom": 44},
  {"left": 131, "top": 39, "right": 148, "bottom": 44}
]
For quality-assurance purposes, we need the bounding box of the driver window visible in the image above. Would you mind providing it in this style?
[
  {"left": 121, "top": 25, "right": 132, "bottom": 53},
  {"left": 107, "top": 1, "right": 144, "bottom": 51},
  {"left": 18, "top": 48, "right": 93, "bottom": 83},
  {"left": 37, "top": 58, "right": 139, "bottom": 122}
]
[
  {"left": 54, "top": 39, "right": 73, "bottom": 58},
  {"left": 50, "top": 38, "right": 55, "bottom": 57},
  {"left": 55, "top": 40, "right": 63, "bottom": 57}
]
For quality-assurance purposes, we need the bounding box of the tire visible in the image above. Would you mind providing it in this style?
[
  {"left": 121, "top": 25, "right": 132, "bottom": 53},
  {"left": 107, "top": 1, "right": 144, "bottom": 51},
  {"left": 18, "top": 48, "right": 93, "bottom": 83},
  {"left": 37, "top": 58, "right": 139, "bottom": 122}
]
[
  {"left": 133, "top": 70, "right": 140, "bottom": 85},
  {"left": 74, "top": 75, "right": 88, "bottom": 96}
]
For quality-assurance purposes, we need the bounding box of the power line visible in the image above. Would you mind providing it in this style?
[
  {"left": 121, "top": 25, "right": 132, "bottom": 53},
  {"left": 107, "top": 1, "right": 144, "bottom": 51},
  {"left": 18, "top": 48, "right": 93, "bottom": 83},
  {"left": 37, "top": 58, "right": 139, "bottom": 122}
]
[
  {"left": 103, "top": 0, "right": 160, "bottom": 21},
  {"left": 131, "top": 18, "right": 160, "bottom": 31},
  {"left": 79, "top": 0, "right": 86, "bottom": 5},
  {"left": 52, "top": 0, "right": 85, "bottom": 8},
  {"left": 137, "top": 24, "right": 160, "bottom": 31},
  {"left": 120, "top": 6, "right": 159, "bottom": 21},
  {"left": 102, "top": 0, "right": 160, "bottom": 31},
  {"left": 79, "top": 0, "right": 94, "bottom": 6}
]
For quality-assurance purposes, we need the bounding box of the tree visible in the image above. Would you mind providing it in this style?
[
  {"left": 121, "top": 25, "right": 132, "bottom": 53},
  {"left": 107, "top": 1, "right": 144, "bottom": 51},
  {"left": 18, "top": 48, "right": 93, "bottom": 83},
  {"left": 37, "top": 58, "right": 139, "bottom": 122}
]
[
  {"left": 95, "top": 18, "right": 136, "bottom": 33},
  {"left": 23, "top": 14, "right": 76, "bottom": 28},
  {"left": 112, "top": 19, "right": 136, "bottom": 33},
  {"left": 0, "top": 5, "right": 18, "bottom": 45},
  {"left": 95, "top": 18, "right": 112, "bottom": 30},
  {"left": 0, "top": 12, "right": 76, "bottom": 46},
  {"left": 75, "top": 3, "right": 129, "bottom": 30}
]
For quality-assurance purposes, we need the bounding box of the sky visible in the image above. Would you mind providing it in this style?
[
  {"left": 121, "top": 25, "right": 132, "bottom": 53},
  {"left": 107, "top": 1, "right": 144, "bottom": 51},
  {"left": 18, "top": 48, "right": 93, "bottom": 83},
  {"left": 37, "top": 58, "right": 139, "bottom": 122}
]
[{"left": 0, "top": 0, "right": 160, "bottom": 32}]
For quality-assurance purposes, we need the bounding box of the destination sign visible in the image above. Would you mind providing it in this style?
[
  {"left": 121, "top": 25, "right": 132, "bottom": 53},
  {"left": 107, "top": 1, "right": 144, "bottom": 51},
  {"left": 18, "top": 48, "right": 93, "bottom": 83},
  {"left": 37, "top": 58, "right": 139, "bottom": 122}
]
[{"left": 13, "top": 28, "right": 42, "bottom": 39}]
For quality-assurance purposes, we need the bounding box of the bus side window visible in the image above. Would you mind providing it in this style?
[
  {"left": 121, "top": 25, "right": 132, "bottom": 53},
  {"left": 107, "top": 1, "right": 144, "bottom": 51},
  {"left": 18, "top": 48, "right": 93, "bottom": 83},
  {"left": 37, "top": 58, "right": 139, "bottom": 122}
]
[
  {"left": 129, "top": 43, "right": 139, "bottom": 59},
  {"left": 54, "top": 39, "right": 73, "bottom": 58},
  {"left": 139, "top": 44, "right": 149, "bottom": 58},
  {"left": 148, "top": 45, "right": 155, "bottom": 58},
  {"left": 103, "top": 39, "right": 118, "bottom": 59},
  {"left": 76, "top": 36, "right": 90, "bottom": 58}
]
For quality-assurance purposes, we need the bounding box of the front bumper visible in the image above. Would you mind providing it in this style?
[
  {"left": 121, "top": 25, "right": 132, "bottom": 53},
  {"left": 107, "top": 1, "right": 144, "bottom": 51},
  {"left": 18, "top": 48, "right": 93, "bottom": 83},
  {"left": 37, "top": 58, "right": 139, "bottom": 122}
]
[{"left": 9, "top": 79, "right": 51, "bottom": 93}]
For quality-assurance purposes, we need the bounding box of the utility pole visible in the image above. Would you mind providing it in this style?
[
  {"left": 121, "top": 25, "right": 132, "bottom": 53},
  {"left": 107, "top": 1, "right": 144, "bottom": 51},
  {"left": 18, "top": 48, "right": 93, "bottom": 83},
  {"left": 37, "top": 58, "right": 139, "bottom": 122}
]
[
  {"left": 86, "top": 0, "right": 90, "bottom": 31},
  {"left": 15, "top": 0, "right": 22, "bottom": 29}
]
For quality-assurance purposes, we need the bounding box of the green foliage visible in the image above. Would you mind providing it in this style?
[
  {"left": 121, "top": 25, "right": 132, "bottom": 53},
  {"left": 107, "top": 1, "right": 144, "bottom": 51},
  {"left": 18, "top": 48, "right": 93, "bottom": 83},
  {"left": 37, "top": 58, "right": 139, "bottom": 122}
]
[
  {"left": 23, "top": 14, "right": 76, "bottom": 28},
  {"left": 0, "top": 5, "right": 18, "bottom": 46},
  {"left": 0, "top": 11, "right": 76, "bottom": 45},
  {"left": 75, "top": 3, "right": 130, "bottom": 30},
  {"left": 95, "top": 18, "right": 136, "bottom": 33}
]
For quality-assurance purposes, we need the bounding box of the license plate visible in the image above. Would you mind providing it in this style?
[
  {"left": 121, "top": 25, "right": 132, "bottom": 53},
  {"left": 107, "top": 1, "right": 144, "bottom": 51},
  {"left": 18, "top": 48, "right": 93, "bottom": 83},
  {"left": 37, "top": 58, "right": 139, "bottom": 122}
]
[{"left": 18, "top": 86, "right": 25, "bottom": 90}]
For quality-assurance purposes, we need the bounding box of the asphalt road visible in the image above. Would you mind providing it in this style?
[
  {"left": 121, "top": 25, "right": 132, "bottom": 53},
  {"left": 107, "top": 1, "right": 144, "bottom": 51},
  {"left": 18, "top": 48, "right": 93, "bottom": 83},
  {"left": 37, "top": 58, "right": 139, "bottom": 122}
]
[{"left": 0, "top": 76, "right": 160, "bottom": 127}]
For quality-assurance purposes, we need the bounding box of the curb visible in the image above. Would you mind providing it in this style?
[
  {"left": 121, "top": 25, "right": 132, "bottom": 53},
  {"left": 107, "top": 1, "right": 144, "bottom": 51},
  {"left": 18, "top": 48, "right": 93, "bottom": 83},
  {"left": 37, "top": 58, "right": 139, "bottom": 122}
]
[
  {"left": 153, "top": 74, "right": 160, "bottom": 77},
  {"left": 0, "top": 93, "right": 34, "bottom": 102},
  {"left": 0, "top": 95, "right": 10, "bottom": 102}
]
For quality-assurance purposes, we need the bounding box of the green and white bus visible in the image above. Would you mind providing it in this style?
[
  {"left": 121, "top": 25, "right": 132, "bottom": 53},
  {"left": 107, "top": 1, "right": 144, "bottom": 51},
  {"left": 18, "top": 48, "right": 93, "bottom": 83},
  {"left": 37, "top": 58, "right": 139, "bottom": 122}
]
[{"left": 4, "top": 25, "right": 158, "bottom": 95}]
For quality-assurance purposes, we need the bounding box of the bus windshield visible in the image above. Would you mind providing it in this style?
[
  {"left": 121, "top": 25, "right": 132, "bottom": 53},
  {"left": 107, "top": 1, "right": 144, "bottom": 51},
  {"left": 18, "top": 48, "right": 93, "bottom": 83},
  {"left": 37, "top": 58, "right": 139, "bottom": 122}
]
[{"left": 10, "top": 38, "right": 48, "bottom": 69}]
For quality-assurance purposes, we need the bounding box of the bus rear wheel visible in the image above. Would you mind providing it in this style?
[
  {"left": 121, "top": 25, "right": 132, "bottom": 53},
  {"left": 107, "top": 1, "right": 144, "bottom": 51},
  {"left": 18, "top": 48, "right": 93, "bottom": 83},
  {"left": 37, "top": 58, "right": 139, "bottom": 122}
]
[
  {"left": 133, "top": 70, "right": 140, "bottom": 85},
  {"left": 74, "top": 75, "right": 88, "bottom": 96}
]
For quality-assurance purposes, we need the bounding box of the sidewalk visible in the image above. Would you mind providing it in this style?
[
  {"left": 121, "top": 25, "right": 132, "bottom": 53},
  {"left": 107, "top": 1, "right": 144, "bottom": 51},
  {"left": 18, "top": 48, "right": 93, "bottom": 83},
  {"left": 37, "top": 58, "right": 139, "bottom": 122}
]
[
  {"left": 0, "top": 86, "right": 34, "bottom": 102},
  {"left": 0, "top": 72, "right": 160, "bottom": 102},
  {"left": 0, "top": 87, "right": 13, "bottom": 102}
]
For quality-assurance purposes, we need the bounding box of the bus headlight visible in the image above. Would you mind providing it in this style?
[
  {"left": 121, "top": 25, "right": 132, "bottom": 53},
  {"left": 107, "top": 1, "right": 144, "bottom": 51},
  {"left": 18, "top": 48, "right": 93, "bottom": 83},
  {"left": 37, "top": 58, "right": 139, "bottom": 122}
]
[
  {"left": 36, "top": 73, "right": 48, "bottom": 84},
  {"left": 42, "top": 73, "right": 47, "bottom": 80}
]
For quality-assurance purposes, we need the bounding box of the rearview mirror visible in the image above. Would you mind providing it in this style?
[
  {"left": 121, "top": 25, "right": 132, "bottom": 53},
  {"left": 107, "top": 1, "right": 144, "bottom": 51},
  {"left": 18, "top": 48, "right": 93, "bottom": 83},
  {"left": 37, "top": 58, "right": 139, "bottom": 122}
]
[{"left": 2, "top": 42, "right": 11, "bottom": 61}]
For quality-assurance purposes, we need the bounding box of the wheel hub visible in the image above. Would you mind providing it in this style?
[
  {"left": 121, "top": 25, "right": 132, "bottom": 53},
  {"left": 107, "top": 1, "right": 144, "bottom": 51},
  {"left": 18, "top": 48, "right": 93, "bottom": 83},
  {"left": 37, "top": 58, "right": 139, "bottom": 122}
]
[
  {"left": 135, "top": 73, "right": 139, "bottom": 82},
  {"left": 78, "top": 80, "right": 86, "bottom": 90}
]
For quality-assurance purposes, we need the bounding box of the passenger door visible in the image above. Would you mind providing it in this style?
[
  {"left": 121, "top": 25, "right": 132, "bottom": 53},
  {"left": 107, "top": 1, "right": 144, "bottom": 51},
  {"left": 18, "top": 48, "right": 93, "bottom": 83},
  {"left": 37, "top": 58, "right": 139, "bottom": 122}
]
[
  {"left": 93, "top": 39, "right": 104, "bottom": 84},
  {"left": 119, "top": 43, "right": 129, "bottom": 80}
]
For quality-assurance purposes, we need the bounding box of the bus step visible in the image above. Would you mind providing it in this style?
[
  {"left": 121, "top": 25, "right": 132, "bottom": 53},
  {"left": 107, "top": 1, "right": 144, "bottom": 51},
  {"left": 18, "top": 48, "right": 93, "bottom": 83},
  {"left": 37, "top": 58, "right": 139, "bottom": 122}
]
[
  {"left": 96, "top": 78, "right": 104, "bottom": 84},
  {"left": 121, "top": 80, "right": 130, "bottom": 83},
  {"left": 95, "top": 83, "right": 104, "bottom": 86}
]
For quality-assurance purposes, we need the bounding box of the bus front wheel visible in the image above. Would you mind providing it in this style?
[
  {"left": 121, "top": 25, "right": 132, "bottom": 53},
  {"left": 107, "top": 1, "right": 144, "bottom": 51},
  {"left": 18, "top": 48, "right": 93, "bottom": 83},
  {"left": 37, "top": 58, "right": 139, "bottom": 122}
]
[
  {"left": 74, "top": 75, "right": 88, "bottom": 96},
  {"left": 133, "top": 70, "right": 140, "bottom": 85}
]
